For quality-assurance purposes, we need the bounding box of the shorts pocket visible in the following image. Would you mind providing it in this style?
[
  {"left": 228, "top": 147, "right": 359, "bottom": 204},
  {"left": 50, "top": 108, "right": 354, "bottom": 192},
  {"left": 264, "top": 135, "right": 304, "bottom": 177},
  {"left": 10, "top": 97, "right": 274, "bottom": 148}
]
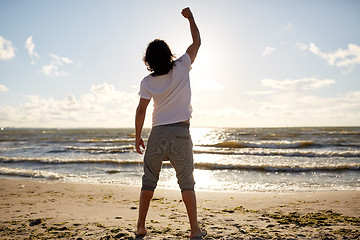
[{"left": 174, "top": 134, "right": 192, "bottom": 153}]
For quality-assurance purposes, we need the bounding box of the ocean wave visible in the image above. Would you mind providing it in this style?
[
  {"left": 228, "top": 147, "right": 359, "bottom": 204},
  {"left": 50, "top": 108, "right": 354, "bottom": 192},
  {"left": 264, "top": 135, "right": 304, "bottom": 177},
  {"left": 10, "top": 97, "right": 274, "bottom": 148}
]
[
  {"left": 48, "top": 145, "right": 134, "bottom": 154},
  {"left": 1, "top": 156, "right": 359, "bottom": 173},
  {"left": 199, "top": 140, "right": 319, "bottom": 149},
  {"left": 193, "top": 162, "right": 360, "bottom": 172},
  {"left": 193, "top": 149, "right": 360, "bottom": 158},
  {"left": 0, "top": 156, "right": 143, "bottom": 165},
  {"left": 0, "top": 166, "right": 65, "bottom": 179},
  {"left": 0, "top": 137, "right": 134, "bottom": 144},
  {"left": 76, "top": 138, "right": 134, "bottom": 143}
]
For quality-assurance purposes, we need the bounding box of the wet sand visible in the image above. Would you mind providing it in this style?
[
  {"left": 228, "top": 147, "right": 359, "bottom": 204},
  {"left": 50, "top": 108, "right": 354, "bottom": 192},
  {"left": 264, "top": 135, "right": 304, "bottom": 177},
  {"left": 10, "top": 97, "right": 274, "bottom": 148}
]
[{"left": 0, "top": 178, "right": 359, "bottom": 239}]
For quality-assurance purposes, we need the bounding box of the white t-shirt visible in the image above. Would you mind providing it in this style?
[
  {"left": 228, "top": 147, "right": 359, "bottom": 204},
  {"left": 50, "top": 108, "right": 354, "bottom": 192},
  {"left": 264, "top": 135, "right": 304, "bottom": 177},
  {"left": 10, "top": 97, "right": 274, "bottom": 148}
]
[{"left": 139, "top": 53, "right": 192, "bottom": 127}]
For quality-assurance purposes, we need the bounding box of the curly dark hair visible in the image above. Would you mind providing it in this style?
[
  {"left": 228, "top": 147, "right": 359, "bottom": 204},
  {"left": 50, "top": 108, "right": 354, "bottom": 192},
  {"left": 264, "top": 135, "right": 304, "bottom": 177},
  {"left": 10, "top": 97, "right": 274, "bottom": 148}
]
[{"left": 143, "top": 39, "right": 175, "bottom": 76}]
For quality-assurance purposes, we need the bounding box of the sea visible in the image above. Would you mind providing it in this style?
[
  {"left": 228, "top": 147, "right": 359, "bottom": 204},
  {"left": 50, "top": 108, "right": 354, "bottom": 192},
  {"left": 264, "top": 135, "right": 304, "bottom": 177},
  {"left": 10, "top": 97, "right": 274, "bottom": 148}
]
[{"left": 0, "top": 127, "right": 359, "bottom": 192}]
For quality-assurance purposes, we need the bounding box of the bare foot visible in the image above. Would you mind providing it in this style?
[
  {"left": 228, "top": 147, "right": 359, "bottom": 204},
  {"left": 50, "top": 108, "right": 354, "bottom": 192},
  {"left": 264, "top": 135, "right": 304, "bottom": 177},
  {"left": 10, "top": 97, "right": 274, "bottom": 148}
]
[
  {"left": 189, "top": 228, "right": 207, "bottom": 239},
  {"left": 135, "top": 227, "right": 147, "bottom": 238}
]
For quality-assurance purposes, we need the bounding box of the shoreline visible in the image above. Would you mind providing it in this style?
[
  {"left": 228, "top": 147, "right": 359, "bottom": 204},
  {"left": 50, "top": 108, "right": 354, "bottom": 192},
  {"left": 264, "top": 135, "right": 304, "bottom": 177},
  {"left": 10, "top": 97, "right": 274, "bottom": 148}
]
[
  {"left": 2, "top": 175, "right": 359, "bottom": 194},
  {"left": 1, "top": 178, "right": 359, "bottom": 239}
]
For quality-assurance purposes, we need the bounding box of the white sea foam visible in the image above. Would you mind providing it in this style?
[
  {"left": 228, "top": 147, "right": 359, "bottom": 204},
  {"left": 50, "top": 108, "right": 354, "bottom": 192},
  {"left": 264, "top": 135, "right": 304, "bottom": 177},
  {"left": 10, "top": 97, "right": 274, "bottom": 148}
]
[{"left": 0, "top": 166, "right": 65, "bottom": 179}]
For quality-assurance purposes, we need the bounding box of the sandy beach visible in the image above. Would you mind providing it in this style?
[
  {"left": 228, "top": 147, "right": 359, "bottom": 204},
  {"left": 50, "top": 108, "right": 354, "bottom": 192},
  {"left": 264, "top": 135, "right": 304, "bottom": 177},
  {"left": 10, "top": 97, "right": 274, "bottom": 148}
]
[{"left": 0, "top": 178, "right": 359, "bottom": 239}]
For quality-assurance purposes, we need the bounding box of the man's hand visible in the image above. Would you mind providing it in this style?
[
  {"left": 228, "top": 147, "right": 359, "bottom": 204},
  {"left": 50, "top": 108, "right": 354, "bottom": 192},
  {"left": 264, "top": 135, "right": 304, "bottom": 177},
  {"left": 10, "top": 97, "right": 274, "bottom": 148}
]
[
  {"left": 181, "top": 7, "right": 193, "bottom": 19},
  {"left": 135, "top": 137, "right": 145, "bottom": 154}
]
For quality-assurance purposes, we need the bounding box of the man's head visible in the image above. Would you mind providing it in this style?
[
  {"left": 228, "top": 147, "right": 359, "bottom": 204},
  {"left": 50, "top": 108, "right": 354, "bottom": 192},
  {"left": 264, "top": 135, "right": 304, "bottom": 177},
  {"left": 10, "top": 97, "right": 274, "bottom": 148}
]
[{"left": 144, "top": 39, "right": 175, "bottom": 76}]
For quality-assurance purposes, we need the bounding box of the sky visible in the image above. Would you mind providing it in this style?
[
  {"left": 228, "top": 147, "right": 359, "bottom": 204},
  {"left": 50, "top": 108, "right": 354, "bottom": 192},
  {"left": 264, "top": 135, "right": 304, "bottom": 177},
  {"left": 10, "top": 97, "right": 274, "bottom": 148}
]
[{"left": 0, "top": 0, "right": 359, "bottom": 128}]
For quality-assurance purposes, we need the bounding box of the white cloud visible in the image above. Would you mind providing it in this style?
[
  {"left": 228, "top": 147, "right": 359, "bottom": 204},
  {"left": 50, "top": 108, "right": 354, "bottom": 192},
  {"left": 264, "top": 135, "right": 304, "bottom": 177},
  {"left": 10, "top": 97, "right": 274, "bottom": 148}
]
[
  {"left": 0, "top": 84, "right": 9, "bottom": 92},
  {"left": 262, "top": 47, "right": 276, "bottom": 57},
  {"left": 296, "top": 42, "right": 308, "bottom": 51},
  {"left": 298, "top": 42, "right": 360, "bottom": 73},
  {"left": 261, "top": 77, "right": 335, "bottom": 90},
  {"left": 1, "top": 82, "right": 359, "bottom": 128},
  {"left": 40, "top": 53, "right": 74, "bottom": 76},
  {"left": 25, "top": 36, "right": 40, "bottom": 61},
  {"left": 61, "top": 56, "right": 73, "bottom": 64},
  {"left": 41, "top": 64, "right": 59, "bottom": 76},
  {"left": 281, "top": 22, "right": 294, "bottom": 31},
  {"left": 0, "top": 83, "right": 139, "bottom": 128},
  {"left": 0, "top": 36, "right": 16, "bottom": 60},
  {"left": 192, "top": 87, "right": 360, "bottom": 127},
  {"left": 237, "top": 75, "right": 359, "bottom": 127},
  {"left": 90, "top": 82, "right": 116, "bottom": 95},
  {"left": 241, "top": 89, "right": 360, "bottom": 127}
]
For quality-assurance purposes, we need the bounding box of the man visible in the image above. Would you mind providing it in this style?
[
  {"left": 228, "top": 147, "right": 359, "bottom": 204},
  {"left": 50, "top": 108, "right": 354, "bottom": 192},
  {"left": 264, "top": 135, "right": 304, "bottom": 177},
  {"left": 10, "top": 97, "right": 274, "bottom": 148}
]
[{"left": 135, "top": 7, "right": 206, "bottom": 239}]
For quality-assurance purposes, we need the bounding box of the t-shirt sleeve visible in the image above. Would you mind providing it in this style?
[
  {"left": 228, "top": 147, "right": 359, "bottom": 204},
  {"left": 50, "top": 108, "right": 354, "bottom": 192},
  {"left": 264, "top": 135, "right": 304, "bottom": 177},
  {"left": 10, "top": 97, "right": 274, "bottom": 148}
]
[
  {"left": 138, "top": 80, "right": 152, "bottom": 99},
  {"left": 180, "top": 53, "right": 192, "bottom": 71}
]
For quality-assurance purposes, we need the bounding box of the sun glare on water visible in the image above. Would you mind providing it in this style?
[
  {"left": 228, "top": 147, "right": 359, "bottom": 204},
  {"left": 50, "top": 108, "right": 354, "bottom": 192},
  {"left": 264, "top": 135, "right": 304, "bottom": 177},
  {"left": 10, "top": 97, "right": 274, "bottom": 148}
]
[{"left": 190, "top": 127, "right": 219, "bottom": 146}]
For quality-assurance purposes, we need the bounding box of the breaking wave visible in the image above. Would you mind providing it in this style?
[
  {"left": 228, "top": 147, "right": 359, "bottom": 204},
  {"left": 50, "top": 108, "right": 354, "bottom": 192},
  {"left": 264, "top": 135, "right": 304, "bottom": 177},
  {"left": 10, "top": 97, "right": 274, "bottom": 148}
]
[
  {"left": 193, "top": 162, "right": 360, "bottom": 172},
  {"left": 193, "top": 149, "right": 360, "bottom": 158},
  {"left": 0, "top": 166, "right": 65, "bottom": 180},
  {"left": 1, "top": 157, "right": 358, "bottom": 173},
  {"left": 48, "top": 145, "right": 134, "bottom": 154},
  {"left": 200, "top": 140, "right": 320, "bottom": 149},
  {"left": 0, "top": 156, "right": 142, "bottom": 165}
]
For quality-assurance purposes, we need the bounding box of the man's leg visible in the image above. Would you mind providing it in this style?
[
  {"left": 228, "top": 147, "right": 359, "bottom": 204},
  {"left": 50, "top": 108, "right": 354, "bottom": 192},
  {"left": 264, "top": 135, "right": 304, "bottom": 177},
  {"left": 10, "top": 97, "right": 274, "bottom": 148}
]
[
  {"left": 136, "top": 190, "right": 154, "bottom": 236},
  {"left": 137, "top": 127, "right": 163, "bottom": 236},
  {"left": 182, "top": 190, "right": 207, "bottom": 238}
]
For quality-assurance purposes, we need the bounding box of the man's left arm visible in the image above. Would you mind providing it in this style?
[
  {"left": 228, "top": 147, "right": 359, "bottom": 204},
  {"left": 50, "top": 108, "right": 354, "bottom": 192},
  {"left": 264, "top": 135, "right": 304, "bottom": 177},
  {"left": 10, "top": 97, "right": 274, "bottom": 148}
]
[{"left": 135, "top": 98, "right": 150, "bottom": 154}]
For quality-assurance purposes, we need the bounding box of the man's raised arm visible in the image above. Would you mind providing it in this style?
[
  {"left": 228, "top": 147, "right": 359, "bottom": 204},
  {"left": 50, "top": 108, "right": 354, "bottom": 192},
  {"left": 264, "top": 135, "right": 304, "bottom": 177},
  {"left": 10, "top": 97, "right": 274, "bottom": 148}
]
[{"left": 182, "top": 7, "right": 201, "bottom": 64}]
